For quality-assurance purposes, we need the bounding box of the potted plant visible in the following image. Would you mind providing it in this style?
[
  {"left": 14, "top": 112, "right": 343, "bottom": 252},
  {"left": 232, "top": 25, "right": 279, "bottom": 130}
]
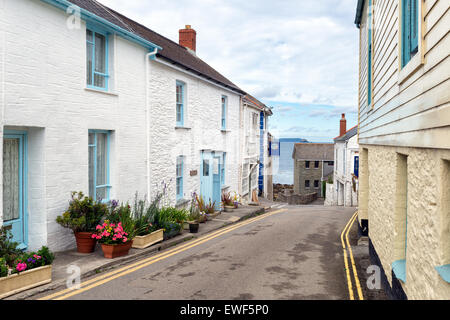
[
  {"left": 230, "top": 191, "right": 241, "bottom": 209},
  {"left": 0, "top": 245, "right": 55, "bottom": 299},
  {"left": 193, "top": 194, "right": 208, "bottom": 222},
  {"left": 205, "top": 200, "right": 220, "bottom": 220},
  {"left": 56, "top": 191, "right": 108, "bottom": 253},
  {"left": 94, "top": 202, "right": 137, "bottom": 259},
  {"left": 93, "top": 220, "right": 134, "bottom": 259},
  {"left": 131, "top": 193, "right": 164, "bottom": 249},
  {"left": 222, "top": 192, "right": 235, "bottom": 212}
]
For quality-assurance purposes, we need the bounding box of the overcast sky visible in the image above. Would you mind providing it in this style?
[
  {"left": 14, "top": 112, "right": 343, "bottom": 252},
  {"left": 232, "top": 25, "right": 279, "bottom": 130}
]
[{"left": 99, "top": 0, "right": 359, "bottom": 142}]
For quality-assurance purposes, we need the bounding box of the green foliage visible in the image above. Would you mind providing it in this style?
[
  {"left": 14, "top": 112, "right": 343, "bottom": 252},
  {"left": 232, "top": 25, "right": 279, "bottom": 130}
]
[
  {"left": 0, "top": 258, "right": 8, "bottom": 278},
  {"left": 105, "top": 202, "right": 138, "bottom": 240},
  {"left": 131, "top": 192, "right": 162, "bottom": 236},
  {"left": 221, "top": 191, "right": 234, "bottom": 206},
  {"left": 37, "top": 246, "right": 55, "bottom": 266},
  {"left": 10, "top": 246, "right": 54, "bottom": 275},
  {"left": 0, "top": 226, "right": 22, "bottom": 267},
  {"left": 195, "top": 194, "right": 207, "bottom": 212},
  {"left": 205, "top": 200, "right": 216, "bottom": 214},
  {"left": 56, "top": 191, "right": 108, "bottom": 233}
]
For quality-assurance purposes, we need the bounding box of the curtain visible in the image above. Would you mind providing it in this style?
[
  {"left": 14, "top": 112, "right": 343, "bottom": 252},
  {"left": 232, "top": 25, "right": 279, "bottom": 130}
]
[
  {"left": 3, "top": 139, "right": 20, "bottom": 222},
  {"left": 96, "top": 133, "right": 107, "bottom": 200}
]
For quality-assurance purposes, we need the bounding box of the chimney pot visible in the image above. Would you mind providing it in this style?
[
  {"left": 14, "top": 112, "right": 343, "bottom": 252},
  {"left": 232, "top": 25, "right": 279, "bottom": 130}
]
[
  {"left": 179, "top": 25, "right": 196, "bottom": 52},
  {"left": 340, "top": 113, "right": 347, "bottom": 137}
]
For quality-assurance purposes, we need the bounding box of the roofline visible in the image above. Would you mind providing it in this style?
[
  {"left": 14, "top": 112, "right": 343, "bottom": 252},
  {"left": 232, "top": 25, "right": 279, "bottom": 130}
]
[
  {"left": 355, "top": 0, "right": 365, "bottom": 28},
  {"left": 292, "top": 142, "right": 334, "bottom": 159},
  {"left": 243, "top": 95, "right": 273, "bottom": 115},
  {"left": 333, "top": 124, "right": 358, "bottom": 141},
  {"left": 155, "top": 56, "right": 245, "bottom": 96},
  {"left": 40, "top": 0, "right": 162, "bottom": 51}
]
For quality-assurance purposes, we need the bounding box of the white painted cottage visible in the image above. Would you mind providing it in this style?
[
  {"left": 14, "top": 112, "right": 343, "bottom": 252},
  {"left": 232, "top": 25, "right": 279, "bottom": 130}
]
[
  {"left": 325, "top": 114, "right": 359, "bottom": 207},
  {"left": 0, "top": 0, "right": 246, "bottom": 252},
  {"left": 239, "top": 95, "right": 272, "bottom": 203}
]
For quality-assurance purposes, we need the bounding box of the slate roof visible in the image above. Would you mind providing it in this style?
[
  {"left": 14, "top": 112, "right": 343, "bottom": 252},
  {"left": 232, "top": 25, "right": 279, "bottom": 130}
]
[
  {"left": 243, "top": 94, "right": 273, "bottom": 115},
  {"left": 67, "top": 0, "right": 245, "bottom": 94},
  {"left": 334, "top": 125, "right": 358, "bottom": 142},
  {"left": 292, "top": 143, "right": 334, "bottom": 161},
  {"left": 354, "top": 0, "right": 365, "bottom": 28}
]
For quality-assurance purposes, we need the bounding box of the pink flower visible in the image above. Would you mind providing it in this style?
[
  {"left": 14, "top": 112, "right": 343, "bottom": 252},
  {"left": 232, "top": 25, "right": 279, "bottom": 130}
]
[
  {"left": 16, "top": 263, "right": 27, "bottom": 272},
  {"left": 91, "top": 234, "right": 97, "bottom": 238},
  {"left": 96, "top": 225, "right": 103, "bottom": 230},
  {"left": 123, "top": 237, "right": 127, "bottom": 242}
]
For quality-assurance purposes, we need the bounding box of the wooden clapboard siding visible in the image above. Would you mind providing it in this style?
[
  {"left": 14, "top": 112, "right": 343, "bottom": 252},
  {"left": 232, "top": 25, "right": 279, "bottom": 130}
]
[{"left": 358, "top": 0, "right": 450, "bottom": 149}]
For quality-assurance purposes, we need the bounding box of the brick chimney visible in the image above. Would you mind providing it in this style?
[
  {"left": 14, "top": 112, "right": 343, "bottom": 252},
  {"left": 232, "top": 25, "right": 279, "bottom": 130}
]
[
  {"left": 179, "top": 25, "right": 196, "bottom": 52},
  {"left": 340, "top": 113, "right": 347, "bottom": 137}
]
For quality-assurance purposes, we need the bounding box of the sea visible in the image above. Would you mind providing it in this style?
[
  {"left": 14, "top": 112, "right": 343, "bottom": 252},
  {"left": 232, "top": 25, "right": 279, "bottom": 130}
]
[{"left": 272, "top": 138, "right": 309, "bottom": 185}]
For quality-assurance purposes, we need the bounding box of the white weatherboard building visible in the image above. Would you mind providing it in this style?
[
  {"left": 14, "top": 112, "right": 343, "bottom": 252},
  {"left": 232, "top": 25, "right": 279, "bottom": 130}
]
[{"left": 0, "top": 0, "right": 248, "bottom": 252}]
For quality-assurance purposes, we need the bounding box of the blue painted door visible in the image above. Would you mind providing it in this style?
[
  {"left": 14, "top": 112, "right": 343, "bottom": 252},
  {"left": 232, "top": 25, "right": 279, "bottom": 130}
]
[
  {"left": 200, "top": 151, "right": 222, "bottom": 211},
  {"left": 3, "top": 133, "right": 27, "bottom": 249},
  {"left": 212, "top": 155, "right": 221, "bottom": 210},
  {"left": 200, "top": 152, "right": 212, "bottom": 205},
  {"left": 354, "top": 156, "right": 359, "bottom": 177}
]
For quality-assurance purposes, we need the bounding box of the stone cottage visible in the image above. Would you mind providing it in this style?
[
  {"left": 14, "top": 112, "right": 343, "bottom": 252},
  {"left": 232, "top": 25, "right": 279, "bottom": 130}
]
[{"left": 292, "top": 143, "right": 334, "bottom": 198}]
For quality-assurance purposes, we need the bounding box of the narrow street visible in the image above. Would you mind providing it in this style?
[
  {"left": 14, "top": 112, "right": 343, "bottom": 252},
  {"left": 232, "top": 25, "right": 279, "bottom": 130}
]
[{"left": 36, "top": 206, "right": 356, "bottom": 300}]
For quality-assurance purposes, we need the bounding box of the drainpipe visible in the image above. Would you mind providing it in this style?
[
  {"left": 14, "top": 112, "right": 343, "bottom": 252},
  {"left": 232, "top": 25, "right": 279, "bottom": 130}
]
[{"left": 146, "top": 48, "right": 158, "bottom": 200}]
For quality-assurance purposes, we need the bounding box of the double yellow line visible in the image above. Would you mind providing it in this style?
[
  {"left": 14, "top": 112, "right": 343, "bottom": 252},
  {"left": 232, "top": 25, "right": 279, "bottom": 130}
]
[
  {"left": 340, "top": 211, "right": 364, "bottom": 300},
  {"left": 39, "top": 208, "right": 287, "bottom": 300}
]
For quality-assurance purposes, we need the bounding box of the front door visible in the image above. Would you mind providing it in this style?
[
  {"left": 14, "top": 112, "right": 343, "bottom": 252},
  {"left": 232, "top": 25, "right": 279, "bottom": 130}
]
[
  {"left": 3, "top": 132, "right": 27, "bottom": 249},
  {"left": 200, "top": 151, "right": 222, "bottom": 210}
]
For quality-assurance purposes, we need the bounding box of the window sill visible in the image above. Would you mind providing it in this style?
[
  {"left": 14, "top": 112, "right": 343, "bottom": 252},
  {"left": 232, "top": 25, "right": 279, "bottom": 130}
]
[
  {"left": 85, "top": 87, "right": 118, "bottom": 96},
  {"left": 221, "top": 185, "right": 230, "bottom": 190},
  {"left": 175, "top": 198, "right": 190, "bottom": 207},
  {"left": 175, "top": 126, "right": 191, "bottom": 130},
  {"left": 392, "top": 259, "right": 406, "bottom": 283},
  {"left": 435, "top": 264, "right": 450, "bottom": 283},
  {"left": 397, "top": 53, "right": 423, "bottom": 85}
]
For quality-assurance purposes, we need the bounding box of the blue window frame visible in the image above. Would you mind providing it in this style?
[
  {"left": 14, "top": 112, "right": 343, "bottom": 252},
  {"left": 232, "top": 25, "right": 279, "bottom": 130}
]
[
  {"left": 221, "top": 96, "right": 227, "bottom": 130},
  {"left": 88, "top": 130, "right": 111, "bottom": 202},
  {"left": 367, "top": 0, "right": 373, "bottom": 107},
  {"left": 176, "top": 81, "right": 185, "bottom": 126},
  {"left": 3, "top": 130, "right": 28, "bottom": 250},
  {"left": 176, "top": 156, "right": 184, "bottom": 200},
  {"left": 86, "top": 27, "right": 109, "bottom": 90},
  {"left": 401, "top": 0, "right": 419, "bottom": 68},
  {"left": 221, "top": 153, "right": 226, "bottom": 186}
]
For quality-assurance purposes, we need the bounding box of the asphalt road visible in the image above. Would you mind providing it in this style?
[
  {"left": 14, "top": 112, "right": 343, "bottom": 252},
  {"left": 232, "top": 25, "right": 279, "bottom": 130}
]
[{"left": 39, "top": 205, "right": 357, "bottom": 300}]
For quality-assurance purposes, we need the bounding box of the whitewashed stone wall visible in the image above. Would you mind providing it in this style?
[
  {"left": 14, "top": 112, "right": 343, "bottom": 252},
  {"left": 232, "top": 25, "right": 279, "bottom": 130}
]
[
  {"left": 0, "top": 0, "right": 241, "bottom": 252},
  {"left": 328, "top": 134, "right": 359, "bottom": 207},
  {"left": 147, "top": 61, "right": 241, "bottom": 206}
]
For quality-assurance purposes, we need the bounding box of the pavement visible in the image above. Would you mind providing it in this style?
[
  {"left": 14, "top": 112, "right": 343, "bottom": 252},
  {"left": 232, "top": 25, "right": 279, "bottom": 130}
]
[{"left": 5, "top": 203, "right": 267, "bottom": 300}]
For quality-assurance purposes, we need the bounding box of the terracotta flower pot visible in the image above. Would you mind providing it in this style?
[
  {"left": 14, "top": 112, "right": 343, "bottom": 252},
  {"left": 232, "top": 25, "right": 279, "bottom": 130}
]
[
  {"left": 74, "top": 232, "right": 97, "bottom": 253},
  {"left": 101, "top": 241, "right": 133, "bottom": 259}
]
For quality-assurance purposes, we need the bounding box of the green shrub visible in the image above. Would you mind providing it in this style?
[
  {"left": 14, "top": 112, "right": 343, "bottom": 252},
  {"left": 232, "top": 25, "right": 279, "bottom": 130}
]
[
  {"left": 105, "top": 201, "right": 137, "bottom": 240},
  {"left": 56, "top": 191, "right": 108, "bottom": 233},
  {"left": 132, "top": 192, "right": 163, "bottom": 236},
  {"left": 0, "top": 258, "right": 8, "bottom": 278},
  {"left": 11, "top": 246, "right": 55, "bottom": 275},
  {"left": 0, "top": 226, "right": 22, "bottom": 267}
]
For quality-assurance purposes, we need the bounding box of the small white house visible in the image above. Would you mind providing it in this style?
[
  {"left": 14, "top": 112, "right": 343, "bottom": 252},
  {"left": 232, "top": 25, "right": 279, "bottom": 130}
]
[
  {"left": 0, "top": 0, "right": 245, "bottom": 252},
  {"left": 239, "top": 95, "right": 272, "bottom": 203},
  {"left": 325, "top": 114, "right": 359, "bottom": 207}
]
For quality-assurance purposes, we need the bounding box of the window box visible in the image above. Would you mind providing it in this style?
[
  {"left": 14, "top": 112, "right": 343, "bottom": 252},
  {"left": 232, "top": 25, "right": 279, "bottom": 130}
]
[
  {"left": 0, "top": 265, "right": 52, "bottom": 299},
  {"left": 132, "top": 229, "right": 164, "bottom": 249}
]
